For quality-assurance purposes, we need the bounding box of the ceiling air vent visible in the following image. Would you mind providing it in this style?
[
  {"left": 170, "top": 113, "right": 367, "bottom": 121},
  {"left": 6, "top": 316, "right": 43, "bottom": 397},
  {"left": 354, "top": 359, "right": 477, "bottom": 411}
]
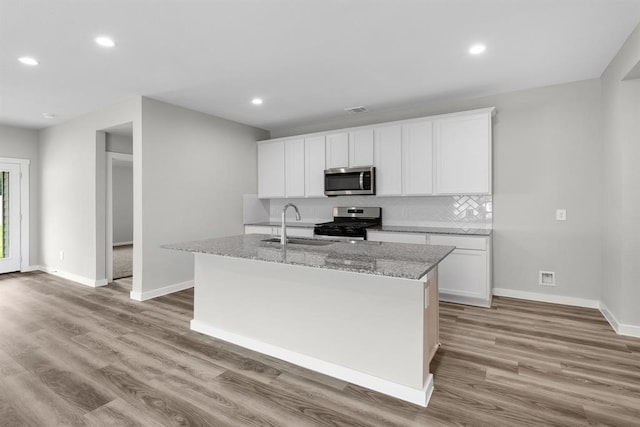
[{"left": 344, "top": 105, "right": 368, "bottom": 114}]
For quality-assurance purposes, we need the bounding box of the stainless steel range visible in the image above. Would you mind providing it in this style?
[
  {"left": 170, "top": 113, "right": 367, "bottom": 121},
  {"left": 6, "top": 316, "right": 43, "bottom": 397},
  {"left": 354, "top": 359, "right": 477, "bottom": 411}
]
[{"left": 314, "top": 207, "right": 382, "bottom": 240}]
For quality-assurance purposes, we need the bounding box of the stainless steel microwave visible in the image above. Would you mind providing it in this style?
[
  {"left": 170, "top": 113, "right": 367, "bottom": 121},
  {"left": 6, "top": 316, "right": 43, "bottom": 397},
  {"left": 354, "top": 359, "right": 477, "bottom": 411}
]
[{"left": 324, "top": 166, "right": 376, "bottom": 196}]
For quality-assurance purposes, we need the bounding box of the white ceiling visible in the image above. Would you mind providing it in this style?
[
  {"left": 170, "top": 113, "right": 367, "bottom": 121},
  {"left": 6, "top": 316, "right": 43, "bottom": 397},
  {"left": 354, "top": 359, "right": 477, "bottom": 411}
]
[{"left": 2, "top": 0, "right": 640, "bottom": 132}]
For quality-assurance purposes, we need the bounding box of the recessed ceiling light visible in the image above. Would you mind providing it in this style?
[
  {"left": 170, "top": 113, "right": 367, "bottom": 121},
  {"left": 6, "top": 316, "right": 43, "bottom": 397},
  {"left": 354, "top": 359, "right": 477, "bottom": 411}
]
[
  {"left": 95, "top": 36, "right": 116, "bottom": 47},
  {"left": 18, "top": 56, "right": 39, "bottom": 66},
  {"left": 42, "top": 113, "right": 57, "bottom": 119},
  {"left": 251, "top": 98, "right": 263, "bottom": 105},
  {"left": 469, "top": 44, "right": 486, "bottom": 55}
]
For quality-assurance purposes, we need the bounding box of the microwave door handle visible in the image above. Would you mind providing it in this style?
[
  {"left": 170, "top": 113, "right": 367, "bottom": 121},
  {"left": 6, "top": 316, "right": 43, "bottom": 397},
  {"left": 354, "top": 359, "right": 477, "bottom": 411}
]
[{"left": 359, "top": 171, "right": 364, "bottom": 190}]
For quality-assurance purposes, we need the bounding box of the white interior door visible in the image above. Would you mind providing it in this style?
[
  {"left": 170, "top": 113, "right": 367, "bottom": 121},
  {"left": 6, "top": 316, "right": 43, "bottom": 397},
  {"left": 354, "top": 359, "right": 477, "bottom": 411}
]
[{"left": 0, "top": 163, "right": 21, "bottom": 274}]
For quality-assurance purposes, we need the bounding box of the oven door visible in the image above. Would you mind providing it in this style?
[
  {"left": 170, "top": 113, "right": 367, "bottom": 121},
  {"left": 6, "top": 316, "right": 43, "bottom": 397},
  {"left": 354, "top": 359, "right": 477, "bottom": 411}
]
[{"left": 324, "top": 166, "right": 375, "bottom": 196}]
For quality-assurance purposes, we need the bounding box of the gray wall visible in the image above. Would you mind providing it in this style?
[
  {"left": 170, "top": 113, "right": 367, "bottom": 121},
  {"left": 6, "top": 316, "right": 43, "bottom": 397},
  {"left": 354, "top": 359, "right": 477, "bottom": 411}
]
[
  {"left": 113, "top": 162, "right": 133, "bottom": 244},
  {"left": 135, "top": 98, "right": 269, "bottom": 297},
  {"left": 273, "top": 79, "right": 604, "bottom": 303},
  {"left": 106, "top": 133, "right": 133, "bottom": 154},
  {"left": 601, "top": 24, "right": 640, "bottom": 327},
  {"left": 0, "top": 124, "right": 40, "bottom": 266},
  {"left": 39, "top": 98, "right": 141, "bottom": 283}
]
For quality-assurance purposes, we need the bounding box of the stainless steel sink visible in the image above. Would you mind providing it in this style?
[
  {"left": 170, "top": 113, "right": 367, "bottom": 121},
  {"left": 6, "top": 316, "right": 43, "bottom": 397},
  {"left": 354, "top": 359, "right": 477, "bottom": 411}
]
[{"left": 261, "top": 237, "right": 338, "bottom": 246}]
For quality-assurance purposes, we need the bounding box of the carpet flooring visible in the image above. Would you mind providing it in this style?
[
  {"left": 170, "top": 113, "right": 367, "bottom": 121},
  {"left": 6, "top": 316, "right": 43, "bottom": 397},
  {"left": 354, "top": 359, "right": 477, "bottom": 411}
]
[{"left": 112, "top": 244, "right": 132, "bottom": 279}]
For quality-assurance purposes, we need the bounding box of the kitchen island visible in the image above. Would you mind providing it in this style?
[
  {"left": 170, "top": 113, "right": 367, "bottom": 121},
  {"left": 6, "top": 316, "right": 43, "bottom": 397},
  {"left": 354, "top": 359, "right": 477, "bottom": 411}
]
[{"left": 164, "top": 234, "right": 454, "bottom": 407}]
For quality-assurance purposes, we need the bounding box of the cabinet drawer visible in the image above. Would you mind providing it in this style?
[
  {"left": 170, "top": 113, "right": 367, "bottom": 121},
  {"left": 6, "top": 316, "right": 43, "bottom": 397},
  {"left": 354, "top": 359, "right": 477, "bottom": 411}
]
[
  {"left": 429, "top": 235, "right": 487, "bottom": 250},
  {"left": 245, "top": 225, "right": 273, "bottom": 235},
  {"left": 284, "top": 227, "right": 314, "bottom": 238},
  {"left": 367, "top": 231, "right": 427, "bottom": 244}
]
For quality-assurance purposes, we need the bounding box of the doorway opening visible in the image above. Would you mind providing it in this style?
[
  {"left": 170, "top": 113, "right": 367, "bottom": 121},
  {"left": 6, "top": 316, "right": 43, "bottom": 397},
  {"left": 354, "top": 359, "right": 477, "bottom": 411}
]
[
  {"left": 103, "top": 123, "right": 133, "bottom": 284},
  {"left": 0, "top": 159, "right": 29, "bottom": 274}
]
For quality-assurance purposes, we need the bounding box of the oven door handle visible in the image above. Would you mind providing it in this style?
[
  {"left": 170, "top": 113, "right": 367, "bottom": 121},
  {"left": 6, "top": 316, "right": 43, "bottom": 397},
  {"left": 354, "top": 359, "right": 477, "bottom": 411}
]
[{"left": 359, "top": 172, "right": 364, "bottom": 190}]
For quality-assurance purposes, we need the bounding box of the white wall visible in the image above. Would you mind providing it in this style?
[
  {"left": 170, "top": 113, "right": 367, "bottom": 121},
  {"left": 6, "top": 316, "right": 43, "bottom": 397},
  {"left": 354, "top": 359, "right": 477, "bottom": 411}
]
[
  {"left": 133, "top": 98, "right": 268, "bottom": 298},
  {"left": 272, "top": 79, "right": 603, "bottom": 303},
  {"left": 38, "top": 98, "right": 141, "bottom": 285},
  {"left": 112, "top": 161, "right": 133, "bottom": 244},
  {"left": 601, "top": 24, "right": 640, "bottom": 330},
  {"left": 0, "top": 124, "right": 40, "bottom": 266}
]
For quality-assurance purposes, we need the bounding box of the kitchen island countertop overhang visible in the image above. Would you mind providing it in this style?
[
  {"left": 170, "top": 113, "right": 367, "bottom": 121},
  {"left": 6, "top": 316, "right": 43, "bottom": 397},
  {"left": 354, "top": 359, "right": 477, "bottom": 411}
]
[
  {"left": 164, "top": 234, "right": 454, "bottom": 407},
  {"left": 163, "top": 233, "right": 454, "bottom": 281}
]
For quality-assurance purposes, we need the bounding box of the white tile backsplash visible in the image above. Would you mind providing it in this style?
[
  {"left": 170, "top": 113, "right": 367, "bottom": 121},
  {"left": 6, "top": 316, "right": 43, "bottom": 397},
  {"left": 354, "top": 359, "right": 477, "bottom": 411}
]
[{"left": 265, "top": 195, "right": 492, "bottom": 228}]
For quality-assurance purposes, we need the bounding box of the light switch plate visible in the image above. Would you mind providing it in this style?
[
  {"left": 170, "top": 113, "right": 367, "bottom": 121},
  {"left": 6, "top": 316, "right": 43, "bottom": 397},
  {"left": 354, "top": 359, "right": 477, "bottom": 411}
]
[{"left": 556, "top": 209, "right": 567, "bottom": 221}]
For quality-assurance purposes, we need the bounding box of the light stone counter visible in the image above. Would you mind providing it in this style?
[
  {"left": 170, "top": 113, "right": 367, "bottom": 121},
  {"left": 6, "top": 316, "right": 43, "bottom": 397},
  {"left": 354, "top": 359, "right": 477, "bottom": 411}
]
[
  {"left": 164, "top": 233, "right": 454, "bottom": 280},
  {"left": 371, "top": 225, "right": 493, "bottom": 236},
  {"left": 244, "top": 221, "right": 492, "bottom": 236}
]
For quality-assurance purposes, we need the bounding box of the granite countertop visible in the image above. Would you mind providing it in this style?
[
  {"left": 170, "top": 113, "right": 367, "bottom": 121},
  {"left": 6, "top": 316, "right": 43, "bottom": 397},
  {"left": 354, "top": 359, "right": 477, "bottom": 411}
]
[
  {"left": 164, "top": 234, "right": 454, "bottom": 280},
  {"left": 370, "top": 225, "right": 493, "bottom": 236},
  {"left": 246, "top": 221, "right": 320, "bottom": 228},
  {"left": 245, "top": 222, "right": 492, "bottom": 236}
]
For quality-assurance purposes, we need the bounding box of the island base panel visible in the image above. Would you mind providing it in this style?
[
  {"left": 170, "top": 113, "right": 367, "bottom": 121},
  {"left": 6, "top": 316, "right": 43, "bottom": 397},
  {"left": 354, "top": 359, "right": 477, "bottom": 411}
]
[{"left": 191, "top": 253, "right": 437, "bottom": 406}]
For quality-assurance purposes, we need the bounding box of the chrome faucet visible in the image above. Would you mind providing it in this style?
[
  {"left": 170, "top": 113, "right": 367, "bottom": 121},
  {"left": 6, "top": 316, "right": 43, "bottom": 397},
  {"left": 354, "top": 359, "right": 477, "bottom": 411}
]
[{"left": 281, "top": 203, "right": 301, "bottom": 246}]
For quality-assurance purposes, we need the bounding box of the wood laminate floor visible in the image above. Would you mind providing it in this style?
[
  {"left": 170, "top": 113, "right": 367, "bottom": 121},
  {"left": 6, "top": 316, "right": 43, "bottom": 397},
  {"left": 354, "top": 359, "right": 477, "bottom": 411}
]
[{"left": 1, "top": 272, "right": 639, "bottom": 426}]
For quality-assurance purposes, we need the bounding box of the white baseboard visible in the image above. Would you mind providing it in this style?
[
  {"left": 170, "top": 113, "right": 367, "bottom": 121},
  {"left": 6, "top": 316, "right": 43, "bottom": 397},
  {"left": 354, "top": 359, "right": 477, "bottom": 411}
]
[
  {"left": 37, "top": 266, "right": 109, "bottom": 288},
  {"left": 130, "top": 280, "right": 193, "bottom": 301},
  {"left": 493, "top": 288, "right": 640, "bottom": 337},
  {"left": 190, "top": 319, "right": 433, "bottom": 407},
  {"left": 492, "top": 288, "right": 599, "bottom": 309},
  {"left": 21, "top": 265, "right": 41, "bottom": 273},
  {"left": 113, "top": 241, "right": 133, "bottom": 247},
  {"left": 599, "top": 302, "right": 640, "bottom": 338}
]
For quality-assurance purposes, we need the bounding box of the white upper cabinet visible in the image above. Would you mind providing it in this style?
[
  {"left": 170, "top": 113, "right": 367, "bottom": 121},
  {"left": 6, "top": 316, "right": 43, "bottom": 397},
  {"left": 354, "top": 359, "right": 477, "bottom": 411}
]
[
  {"left": 258, "top": 141, "right": 285, "bottom": 198},
  {"left": 325, "top": 132, "right": 349, "bottom": 168},
  {"left": 304, "top": 136, "right": 326, "bottom": 197},
  {"left": 434, "top": 112, "right": 492, "bottom": 195},
  {"left": 402, "top": 121, "right": 433, "bottom": 196},
  {"left": 348, "top": 129, "right": 374, "bottom": 167},
  {"left": 257, "top": 108, "right": 493, "bottom": 199},
  {"left": 326, "top": 129, "right": 374, "bottom": 168},
  {"left": 374, "top": 125, "right": 402, "bottom": 196},
  {"left": 285, "top": 139, "right": 305, "bottom": 198}
]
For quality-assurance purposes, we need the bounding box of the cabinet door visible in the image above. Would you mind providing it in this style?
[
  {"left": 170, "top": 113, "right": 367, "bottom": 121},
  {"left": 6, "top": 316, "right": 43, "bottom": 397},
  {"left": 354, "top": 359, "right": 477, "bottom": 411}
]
[
  {"left": 402, "top": 121, "right": 433, "bottom": 195},
  {"left": 304, "top": 136, "right": 326, "bottom": 197},
  {"left": 325, "top": 132, "right": 349, "bottom": 168},
  {"left": 374, "top": 125, "right": 402, "bottom": 196},
  {"left": 437, "top": 249, "right": 488, "bottom": 301},
  {"left": 349, "top": 129, "right": 374, "bottom": 167},
  {"left": 367, "top": 230, "right": 426, "bottom": 244},
  {"left": 285, "top": 139, "right": 305, "bottom": 198},
  {"left": 434, "top": 112, "right": 491, "bottom": 194},
  {"left": 258, "top": 141, "right": 285, "bottom": 198}
]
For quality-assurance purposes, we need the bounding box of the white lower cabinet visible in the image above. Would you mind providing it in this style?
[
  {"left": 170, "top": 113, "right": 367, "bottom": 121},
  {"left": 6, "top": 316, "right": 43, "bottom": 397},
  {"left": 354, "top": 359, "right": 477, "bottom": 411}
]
[
  {"left": 429, "top": 234, "right": 492, "bottom": 307},
  {"left": 367, "top": 231, "right": 492, "bottom": 307},
  {"left": 244, "top": 225, "right": 274, "bottom": 235},
  {"left": 244, "top": 225, "right": 314, "bottom": 238},
  {"left": 366, "top": 230, "right": 426, "bottom": 244},
  {"left": 282, "top": 227, "right": 314, "bottom": 238}
]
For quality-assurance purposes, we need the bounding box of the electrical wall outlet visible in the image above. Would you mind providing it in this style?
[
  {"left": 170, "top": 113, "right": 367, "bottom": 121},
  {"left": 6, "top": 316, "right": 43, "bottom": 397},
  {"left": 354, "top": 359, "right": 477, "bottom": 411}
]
[
  {"left": 556, "top": 209, "right": 567, "bottom": 221},
  {"left": 539, "top": 271, "right": 556, "bottom": 286},
  {"left": 59, "top": 251, "right": 64, "bottom": 261}
]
